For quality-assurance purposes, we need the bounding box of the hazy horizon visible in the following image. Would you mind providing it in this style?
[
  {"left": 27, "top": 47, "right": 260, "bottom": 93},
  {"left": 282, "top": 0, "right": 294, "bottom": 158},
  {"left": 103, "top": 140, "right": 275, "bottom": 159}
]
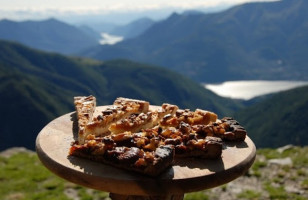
[{"left": 0, "top": 0, "right": 279, "bottom": 25}]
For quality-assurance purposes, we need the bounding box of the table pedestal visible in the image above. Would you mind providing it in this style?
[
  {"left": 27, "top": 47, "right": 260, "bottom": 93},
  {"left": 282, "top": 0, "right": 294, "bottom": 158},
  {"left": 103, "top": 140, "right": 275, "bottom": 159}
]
[{"left": 109, "top": 193, "right": 184, "bottom": 200}]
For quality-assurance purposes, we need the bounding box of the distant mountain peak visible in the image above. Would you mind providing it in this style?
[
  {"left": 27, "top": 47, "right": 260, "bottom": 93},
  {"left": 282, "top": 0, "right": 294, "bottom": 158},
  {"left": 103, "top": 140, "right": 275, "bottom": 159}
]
[
  {"left": 43, "top": 18, "right": 61, "bottom": 23},
  {"left": 81, "top": 0, "right": 308, "bottom": 83},
  {"left": 169, "top": 12, "right": 180, "bottom": 18},
  {"left": 0, "top": 18, "right": 99, "bottom": 54},
  {"left": 0, "top": 18, "right": 14, "bottom": 23},
  {"left": 182, "top": 10, "right": 204, "bottom": 16},
  {"left": 110, "top": 17, "right": 155, "bottom": 39}
]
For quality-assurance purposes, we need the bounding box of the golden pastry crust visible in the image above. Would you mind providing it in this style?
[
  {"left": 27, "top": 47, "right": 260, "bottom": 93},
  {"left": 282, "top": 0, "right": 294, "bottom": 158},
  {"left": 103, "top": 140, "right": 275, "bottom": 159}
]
[
  {"left": 160, "top": 108, "right": 217, "bottom": 128},
  {"left": 74, "top": 95, "right": 96, "bottom": 144},
  {"left": 80, "top": 98, "right": 150, "bottom": 144},
  {"left": 71, "top": 96, "right": 247, "bottom": 176},
  {"left": 176, "top": 109, "right": 217, "bottom": 125},
  {"left": 109, "top": 103, "right": 179, "bottom": 135}
]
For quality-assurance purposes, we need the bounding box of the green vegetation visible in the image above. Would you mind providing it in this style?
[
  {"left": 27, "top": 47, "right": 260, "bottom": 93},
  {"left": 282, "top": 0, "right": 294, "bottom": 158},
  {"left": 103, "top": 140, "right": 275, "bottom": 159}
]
[
  {"left": 235, "top": 86, "right": 308, "bottom": 148},
  {"left": 0, "top": 151, "right": 109, "bottom": 200},
  {"left": 3, "top": 38, "right": 308, "bottom": 151},
  {"left": 1, "top": 37, "right": 308, "bottom": 151},
  {"left": 1, "top": 0, "right": 308, "bottom": 152},
  {"left": 1, "top": 146, "right": 307, "bottom": 200},
  {"left": 0, "top": 152, "right": 70, "bottom": 200},
  {"left": 184, "top": 192, "right": 209, "bottom": 200},
  {"left": 0, "top": 40, "right": 240, "bottom": 151},
  {"left": 237, "top": 189, "right": 262, "bottom": 199},
  {"left": 302, "top": 179, "right": 308, "bottom": 189},
  {"left": 263, "top": 182, "right": 288, "bottom": 199},
  {"left": 186, "top": 146, "right": 308, "bottom": 200},
  {"left": 251, "top": 160, "right": 266, "bottom": 177},
  {"left": 0, "top": 18, "right": 98, "bottom": 54}
]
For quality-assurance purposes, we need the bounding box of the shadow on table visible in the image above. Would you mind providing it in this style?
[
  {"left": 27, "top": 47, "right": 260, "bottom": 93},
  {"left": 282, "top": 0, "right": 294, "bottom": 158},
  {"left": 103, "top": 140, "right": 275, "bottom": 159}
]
[
  {"left": 224, "top": 140, "right": 249, "bottom": 149},
  {"left": 70, "top": 112, "right": 79, "bottom": 141},
  {"left": 67, "top": 154, "right": 176, "bottom": 194},
  {"left": 174, "top": 156, "right": 225, "bottom": 173}
]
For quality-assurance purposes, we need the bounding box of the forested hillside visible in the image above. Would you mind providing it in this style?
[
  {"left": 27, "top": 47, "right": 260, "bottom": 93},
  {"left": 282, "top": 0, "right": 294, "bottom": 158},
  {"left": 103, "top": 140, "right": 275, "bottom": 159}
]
[
  {"left": 235, "top": 86, "right": 308, "bottom": 148},
  {"left": 0, "top": 40, "right": 238, "bottom": 150},
  {"left": 82, "top": 0, "right": 308, "bottom": 82},
  {"left": 0, "top": 18, "right": 98, "bottom": 54}
]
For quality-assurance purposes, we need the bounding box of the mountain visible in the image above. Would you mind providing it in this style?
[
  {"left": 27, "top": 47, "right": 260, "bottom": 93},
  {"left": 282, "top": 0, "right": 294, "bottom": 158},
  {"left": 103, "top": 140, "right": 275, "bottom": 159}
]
[
  {"left": 182, "top": 10, "right": 205, "bottom": 16},
  {"left": 80, "top": 21, "right": 118, "bottom": 34},
  {"left": 235, "top": 85, "right": 308, "bottom": 148},
  {"left": 0, "top": 18, "right": 99, "bottom": 54},
  {"left": 78, "top": 25, "right": 101, "bottom": 41},
  {"left": 81, "top": 0, "right": 308, "bottom": 83},
  {"left": 110, "top": 18, "right": 155, "bottom": 39},
  {"left": 0, "top": 40, "right": 239, "bottom": 151}
]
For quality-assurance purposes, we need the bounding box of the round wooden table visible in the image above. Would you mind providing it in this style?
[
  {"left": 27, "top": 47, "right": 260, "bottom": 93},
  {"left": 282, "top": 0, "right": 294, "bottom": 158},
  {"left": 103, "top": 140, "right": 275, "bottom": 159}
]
[{"left": 36, "top": 106, "right": 256, "bottom": 200}]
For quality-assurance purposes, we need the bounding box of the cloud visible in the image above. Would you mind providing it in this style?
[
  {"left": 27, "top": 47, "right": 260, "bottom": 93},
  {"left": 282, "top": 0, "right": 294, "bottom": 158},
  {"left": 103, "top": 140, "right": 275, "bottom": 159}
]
[
  {"left": 0, "top": 0, "right": 279, "bottom": 21},
  {"left": 0, "top": 0, "right": 278, "bottom": 12}
]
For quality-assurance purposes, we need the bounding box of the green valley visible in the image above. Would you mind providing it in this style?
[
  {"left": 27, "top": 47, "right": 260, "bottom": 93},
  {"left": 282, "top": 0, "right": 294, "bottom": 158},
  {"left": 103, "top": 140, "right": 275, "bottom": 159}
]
[
  {"left": 0, "top": 40, "right": 239, "bottom": 150},
  {"left": 235, "top": 85, "right": 308, "bottom": 148}
]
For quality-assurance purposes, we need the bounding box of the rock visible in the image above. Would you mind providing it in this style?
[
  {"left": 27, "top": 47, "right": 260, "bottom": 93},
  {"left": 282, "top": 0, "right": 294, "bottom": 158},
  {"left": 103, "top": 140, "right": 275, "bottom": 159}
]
[
  {"left": 277, "top": 144, "right": 294, "bottom": 153},
  {"left": 0, "top": 147, "right": 34, "bottom": 158},
  {"left": 64, "top": 188, "right": 80, "bottom": 200},
  {"left": 268, "top": 157, "right": 293, "bottom": 166},
  {"left": 285, "top": 185, "right": 305, "bottom": 195}
]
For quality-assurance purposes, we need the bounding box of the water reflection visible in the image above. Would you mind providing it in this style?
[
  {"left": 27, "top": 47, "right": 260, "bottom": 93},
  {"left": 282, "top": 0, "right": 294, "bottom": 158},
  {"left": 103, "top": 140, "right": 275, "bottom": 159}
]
[
  {"left": 99, "top": 32, "right": 123, "bottom": 45},
  {"left": 204, "top": 80, "right": 308, "bottom": 100}
]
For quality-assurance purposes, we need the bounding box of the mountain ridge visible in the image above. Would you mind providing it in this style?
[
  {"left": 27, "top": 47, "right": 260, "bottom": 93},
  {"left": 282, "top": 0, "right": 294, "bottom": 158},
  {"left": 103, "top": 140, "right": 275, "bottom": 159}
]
[
  {"left": 234, "top": 85, "right": 308, "bottom": 148},
  {"left": 81, "top": 0, "right": 308, "bottom": 83},
  {"left": 1, "top": 39, "right": 307, "bottom": 149},
  {"left": 110, "top": 17, "right": 155, "bottom": 39},
  {"left": 0, "top": 18, "right": 98, "bottom": 54},
  {"left": 0, "top": 40, "right": 239, "bottom": 151}
]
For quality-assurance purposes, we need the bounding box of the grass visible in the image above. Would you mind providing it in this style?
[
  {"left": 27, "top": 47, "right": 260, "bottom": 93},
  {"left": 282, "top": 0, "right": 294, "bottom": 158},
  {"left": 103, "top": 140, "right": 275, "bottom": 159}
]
[
  {"left": 0, "top": 152, "right": 69, "bottom": 200},
  {"left": 184, "top": 192, "right": 209, "bottom": 200},
  {"left": 258, "top": 146, "right": 308, "bottom": 166},
  {"left": 0, "top": 152, "right": 109, "bottom": 200},
  {"left": 302, "top": 179, "right": 308, "bottom": 189},
  {"left": 237, "top": 189, "right": 262, "bottom": 199},
  {"left": 251, "top": 160, "right": 267, "bottom": 177},
  {"left": 1, "top": 146, "right": 308, "bottom": 200},
  {"left": 263, "top": 182, "right": 288, "bottom": 199}
]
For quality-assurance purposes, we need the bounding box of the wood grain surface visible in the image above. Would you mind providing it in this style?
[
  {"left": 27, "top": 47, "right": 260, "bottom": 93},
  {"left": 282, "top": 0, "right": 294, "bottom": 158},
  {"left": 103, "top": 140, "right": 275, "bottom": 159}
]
[{"left": 36, "top": 106, "right": 256, "bottom": 196}]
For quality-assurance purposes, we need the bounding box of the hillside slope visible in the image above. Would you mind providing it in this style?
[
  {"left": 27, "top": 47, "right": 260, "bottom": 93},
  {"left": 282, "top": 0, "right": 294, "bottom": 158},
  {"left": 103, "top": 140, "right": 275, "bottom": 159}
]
[
  {"left": 0, "top": 40, "right": 238, "bottom": 150},
  {"left": 235, "top": 85, "right": 308, "bottom": 148},
  {"left": 110, "top": 17, "right": 155, "bottom": 39},
  {"left": 82, "top": 0, "right": 308, "bottom": 82}
]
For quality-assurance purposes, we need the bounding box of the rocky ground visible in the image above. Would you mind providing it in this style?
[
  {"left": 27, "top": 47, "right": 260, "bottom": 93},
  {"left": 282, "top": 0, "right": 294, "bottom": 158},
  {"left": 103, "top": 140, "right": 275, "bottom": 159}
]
[
  {"left": 193, "top": 145, "right": 308, "bottom": 200},
  {"left": 1, "top": 146, "right": 307, "bottom": 200}
]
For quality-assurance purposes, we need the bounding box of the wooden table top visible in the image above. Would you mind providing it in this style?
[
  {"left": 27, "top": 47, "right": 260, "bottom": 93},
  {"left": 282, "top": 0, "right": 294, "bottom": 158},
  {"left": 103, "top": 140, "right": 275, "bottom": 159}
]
[{"left": 36, "top": 106, "right": 256, "bottom": 196}]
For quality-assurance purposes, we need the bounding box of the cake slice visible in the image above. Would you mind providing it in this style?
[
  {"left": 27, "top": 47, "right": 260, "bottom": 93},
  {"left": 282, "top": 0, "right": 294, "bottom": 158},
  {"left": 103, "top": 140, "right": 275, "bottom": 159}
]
[
  {"left": 69, "top": 137, "right": 175, "bottom": 176},
  {"left": 160, "top": 108, "right": 218, "bottom": 128},
  {"left": 192, "top": 117, "right": 247, "bottom": 141},
  {"left": 74, "top": 95, "right": 96, "bottom": 144},
  {"left": 80, "top": 97, "right": 150, "bottom": 144},
  {"left": 176, "top": 109, "right": 218, "bottom": 125},
  {"left": 109, "top": 103, "right": 179, "bottom": 134}
]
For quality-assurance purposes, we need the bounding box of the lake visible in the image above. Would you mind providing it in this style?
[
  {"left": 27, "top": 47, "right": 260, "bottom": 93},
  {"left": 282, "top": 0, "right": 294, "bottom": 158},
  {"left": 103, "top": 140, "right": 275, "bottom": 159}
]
[
  {"left": 204, "top": 80, "right": 308, "bottom": 100},
  {"left": 99, "top": 33, "right": 123, "bottom": 45}
]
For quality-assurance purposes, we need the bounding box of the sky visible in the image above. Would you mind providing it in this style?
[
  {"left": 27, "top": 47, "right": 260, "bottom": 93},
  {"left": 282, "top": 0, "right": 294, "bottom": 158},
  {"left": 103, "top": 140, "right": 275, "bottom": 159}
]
[{"left": 0, "top": 0, "right": 278, "bottom": 24}]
